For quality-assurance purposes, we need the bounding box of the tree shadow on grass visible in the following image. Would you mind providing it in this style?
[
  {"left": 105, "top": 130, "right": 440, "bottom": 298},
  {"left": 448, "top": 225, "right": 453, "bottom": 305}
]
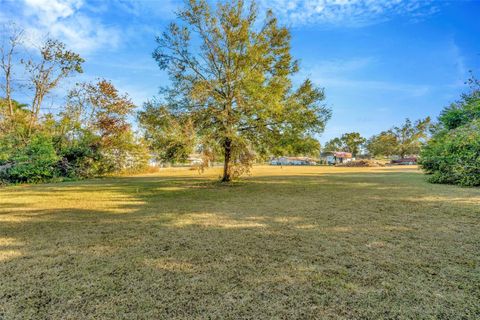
[{"left": 0, "top": 170, "right": 479, "bottom": 319}]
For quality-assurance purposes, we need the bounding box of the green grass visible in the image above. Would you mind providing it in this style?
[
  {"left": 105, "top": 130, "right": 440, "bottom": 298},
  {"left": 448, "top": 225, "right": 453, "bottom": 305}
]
[{"left": 1, "top": 166, "right": 479, "bottom": 319}]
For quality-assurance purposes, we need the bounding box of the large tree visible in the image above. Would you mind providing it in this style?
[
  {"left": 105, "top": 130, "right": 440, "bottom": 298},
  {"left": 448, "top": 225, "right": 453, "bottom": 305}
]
[{"left": 151, "top": 0, "right": 330, "bottom": 181}]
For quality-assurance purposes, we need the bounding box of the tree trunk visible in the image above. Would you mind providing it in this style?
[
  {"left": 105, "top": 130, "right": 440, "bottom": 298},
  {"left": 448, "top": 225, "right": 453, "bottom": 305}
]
[
  {"left": 6, "top": 69, "right": 14, "bottom": 117},
  {"left": 222, "top": 138, "right": 232, "bottom": 182}
]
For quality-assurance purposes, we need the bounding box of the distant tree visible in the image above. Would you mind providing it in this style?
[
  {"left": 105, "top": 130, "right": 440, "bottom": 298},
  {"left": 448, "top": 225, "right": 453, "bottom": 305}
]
[
  {"left": 323, "top": 137, "right": 343, "bottom": 152},
  {"left": 340, "top": 132, "right": 365, "bottom": 157},
  {"left": 23, "top": 38, "right": 84, "bottom": 133},
  {"left": 392, "top": 117, "right": 430, "bottom": 158},
  {"left": 365, "top": 118, "right": 430, "bottom": 158},
  {"left": 323, "top": 132, "right": 365, "bottom": 156},
  {"left": 271, "top": 135, "right": 321, "bottom": 158},
  {"left": 151, "top": 0, "right": 330, "bottom": 181},
  {"left": 366, "top": 131, "right": 397, "bottom": 157}
]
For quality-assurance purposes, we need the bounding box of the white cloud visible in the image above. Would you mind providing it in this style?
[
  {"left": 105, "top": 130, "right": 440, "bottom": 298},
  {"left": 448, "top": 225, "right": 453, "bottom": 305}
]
[
  {"left": 258, "top": 0, "right": 441, "bottom": 27},
  {"left": 23, "top": 0, "right": 83, "bottom": 24},
  {"left": 19, "top": 0, "right": 120, "bottom": 54}
]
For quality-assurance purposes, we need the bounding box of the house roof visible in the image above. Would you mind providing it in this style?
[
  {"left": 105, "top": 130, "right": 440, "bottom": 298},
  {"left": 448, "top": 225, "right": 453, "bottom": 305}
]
[{"left": 334, "top": 152, "right": 353, "bottom": 158}]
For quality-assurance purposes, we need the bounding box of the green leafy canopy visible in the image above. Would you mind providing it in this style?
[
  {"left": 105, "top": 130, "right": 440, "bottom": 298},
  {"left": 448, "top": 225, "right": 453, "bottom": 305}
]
[{"left": 147, "top": 0, "right": 331, "bottom": 181}]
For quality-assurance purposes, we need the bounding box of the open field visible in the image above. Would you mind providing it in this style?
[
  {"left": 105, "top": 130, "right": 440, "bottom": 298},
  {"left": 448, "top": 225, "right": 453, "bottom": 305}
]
[{"left": 1, "top": 166, "right": 479, "bottom": 319}]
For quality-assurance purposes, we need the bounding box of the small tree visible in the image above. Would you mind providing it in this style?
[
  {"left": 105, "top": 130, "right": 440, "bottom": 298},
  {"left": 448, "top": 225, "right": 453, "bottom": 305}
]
[
  {"left": 65, "top": 79, "right": 140, "bottom": 173},
  {"left": 0, "top": 23, "right": 23, "bottom": 119},
  {"left": 152, "top": 0, "right": 330, "bottom": 181},
  {"left": 23, "top": 38, "right": 84, "bottom": 133}
]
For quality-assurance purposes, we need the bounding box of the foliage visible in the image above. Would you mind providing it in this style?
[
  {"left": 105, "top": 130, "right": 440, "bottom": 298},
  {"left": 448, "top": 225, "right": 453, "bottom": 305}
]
[
  {"left": 270, "top": 134, "right": 321, "bottom": 158},
  {"left": 63, "top": 79, "right": 144, "bottom": 175},
  {"left": 0, "top": 24, "right": 150, "bottom": 184},
  {"left": 438, "top": 76, "right": 480, "bottom": 131},
  {"left": 366, "top": 117, "right": 431, "bottom": 157},
  {"left": 366, "top": 131, "right": 397, "bottom": 157},
  {"left": 420, "top": 77, "right": 480, "bottom": 186},
  {"left": 23, "top": 38, "right": 84, "bottom": 133},
  {"left": 1, "top": 134, "right": 59, "bottom": 183},
  {"left": 421, "top": 119, "right": 480, "bottom": 186},
  {"left": 138, "top": 101, "right": 196, "bottom": 164},
  {"left": 56, "top": 130, "right": 101, "bottom": 178},
  {"left": 392, "top": 118, "right": 431, "bottom": 158},
  {"left": 323, "top": 132, "right": 365, "bottom": 156},
  {"left": 340, "top": 132, "right": 366, "bottom": 156},
  {"left": 323, "top": 137, "right": 343, "bottom": 153},
  {"left": 151, "top": 0, "right": 330, "bottom": 181}
]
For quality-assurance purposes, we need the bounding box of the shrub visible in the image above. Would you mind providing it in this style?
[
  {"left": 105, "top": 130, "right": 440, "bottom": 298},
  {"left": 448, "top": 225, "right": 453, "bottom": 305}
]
[
  {"left": 58, "top": 143, "right": 100, "bottom": 178},
  {"left": 420, "top": 120, "right": 480, "bottom": 186},
  {"left": 4, "top": 134, "right": 60, "bottom": 183}
]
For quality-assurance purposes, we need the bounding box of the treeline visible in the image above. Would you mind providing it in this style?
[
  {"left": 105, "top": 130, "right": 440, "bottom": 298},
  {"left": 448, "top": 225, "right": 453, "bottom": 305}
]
[
  {"left": 0, "top": 25, "right": 149, "bottom": 184},
  {"left": 323, "top": 75, "right": 479, "bottom": 186},
  {"left": 323, "top": 117, "right": 431, "bottom": 158},
  {"left": 1, "top": 0, "right": 478, "bottom": 187}
]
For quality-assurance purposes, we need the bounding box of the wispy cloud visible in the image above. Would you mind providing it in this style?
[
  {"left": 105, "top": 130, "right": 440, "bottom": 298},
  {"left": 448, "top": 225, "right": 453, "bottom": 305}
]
[
  {"left": 1, "top": 0, "right": 121, "bottom": 55},
  {"left": 259, "top": 0, "right": 442, "bottom": 27},
  {"left": 448, "top": 38, "right": 468, "bottom": 87},
  {"left": 299, "top": 57, "right": 431, "bottom": 97}
]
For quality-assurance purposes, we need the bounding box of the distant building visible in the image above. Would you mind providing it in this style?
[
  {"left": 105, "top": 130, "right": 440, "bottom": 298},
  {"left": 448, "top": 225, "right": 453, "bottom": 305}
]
[
  {"left": 187, "top": 154, "right": 204, "bottom": 166},
  {"left": 270, "top": 157, "right": 317, "bottom": 166},
  {"left": 322, "top": 151, "right": 354, "bottom": 165},
  {"left": 391, "top": 157, "right": 417, "bottom": 165}
]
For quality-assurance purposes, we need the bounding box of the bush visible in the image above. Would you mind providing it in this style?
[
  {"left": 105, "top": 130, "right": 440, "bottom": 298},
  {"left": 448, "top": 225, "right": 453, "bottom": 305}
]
[
  {"left": 420, "top": 120, "right": 480, "bottom": 186},
  {"left": 3, "top": 134, "right": 60, "bottom": 183},
  {"left": 58, "top": 143, "right": 100, "bottom": 178}
]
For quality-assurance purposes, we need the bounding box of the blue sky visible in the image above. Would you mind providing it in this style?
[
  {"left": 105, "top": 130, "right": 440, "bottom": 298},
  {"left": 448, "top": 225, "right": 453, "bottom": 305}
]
[{"left": 1, "top": 0, "right": 479, "bottom": 143}]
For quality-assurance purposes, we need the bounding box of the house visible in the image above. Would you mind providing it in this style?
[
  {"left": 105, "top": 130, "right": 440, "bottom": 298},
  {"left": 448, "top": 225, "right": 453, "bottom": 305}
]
[
  {"left": 187, "top": 154, "right": 204, "bottom": 166},
  {"left": 270, "top": 157, "right": 317, "bottom": 166},
  {"left": 322, "top": 151, "right": 353, "bottom": 165}
]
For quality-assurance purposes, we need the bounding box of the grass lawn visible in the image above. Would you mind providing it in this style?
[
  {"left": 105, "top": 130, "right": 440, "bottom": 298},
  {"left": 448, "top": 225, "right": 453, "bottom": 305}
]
[{"left": 1, "top": 166, "right": 479, "bottom": 319}]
